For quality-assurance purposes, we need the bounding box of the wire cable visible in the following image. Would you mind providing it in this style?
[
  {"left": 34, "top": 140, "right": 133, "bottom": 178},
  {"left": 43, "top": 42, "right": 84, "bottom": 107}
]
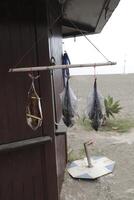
[{"left": 68, "top": 19, "right": 111, "bottom": 62}]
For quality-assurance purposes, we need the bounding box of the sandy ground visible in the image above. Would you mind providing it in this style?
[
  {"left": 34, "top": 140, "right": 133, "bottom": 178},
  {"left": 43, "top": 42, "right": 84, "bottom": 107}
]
[
  {"left": 61, "top": 127, "right": 134, "bottom": 200},
  {"left": 60, "top": 74, "right": 134, "bottom": 200}
]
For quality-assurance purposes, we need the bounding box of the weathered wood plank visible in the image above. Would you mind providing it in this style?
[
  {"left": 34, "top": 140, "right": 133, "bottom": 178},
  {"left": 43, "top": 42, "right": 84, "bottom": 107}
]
[
  {"left": 56, "top": 134, "right": 67, "bottom": 193},
  {"left": 0, "top": 136, "right": 52, "bottom": 152}
]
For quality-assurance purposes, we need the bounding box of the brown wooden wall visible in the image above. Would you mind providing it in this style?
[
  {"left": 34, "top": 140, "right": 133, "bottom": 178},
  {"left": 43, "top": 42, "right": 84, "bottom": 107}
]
[
  {"left": 0, "top": 0, "right": 66, "bottom": 199},
  {"left": 46, "top": 0, "right": 67, "bottom": 193}
]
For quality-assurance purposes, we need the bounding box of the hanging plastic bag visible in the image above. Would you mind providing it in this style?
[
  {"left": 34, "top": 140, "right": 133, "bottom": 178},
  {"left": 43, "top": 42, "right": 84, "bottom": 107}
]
[
  {"left": 87, "top": 78, "right": 105, "bottom": 131},
  {"left": 60, "top": 78, "right": 77, "bottom": 127},
  {"left": 26, "top": 74, "right": 43, "bottom": 131}
]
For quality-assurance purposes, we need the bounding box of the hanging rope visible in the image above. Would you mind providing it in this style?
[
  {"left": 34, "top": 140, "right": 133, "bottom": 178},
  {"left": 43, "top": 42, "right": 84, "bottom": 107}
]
[
  {"left": 60, "top": 0, "right": 111, "bottom": 62},
  {"left": 94, "top": 65, "right": 97, "bottom": 80},
  {"left": 14, "top": 14, "right": 62, "bottom": 68},
  {"left": 10, "top": 0, "right": 114, "bottom": 70},
  {"left": 68, "top": 19, "right": 111, "bottom": 63}
]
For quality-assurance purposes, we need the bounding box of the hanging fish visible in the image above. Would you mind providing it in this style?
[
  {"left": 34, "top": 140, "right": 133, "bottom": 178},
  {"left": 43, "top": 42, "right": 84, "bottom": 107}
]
[
  {"left": 88, "top": 78, "right": 103, "bottom": 131},
  {"left": 26, "top": 74, "right": 43, "bottom": 131},
  {"left": 61, "top": 78, "right": 77, "bottom": 127}
]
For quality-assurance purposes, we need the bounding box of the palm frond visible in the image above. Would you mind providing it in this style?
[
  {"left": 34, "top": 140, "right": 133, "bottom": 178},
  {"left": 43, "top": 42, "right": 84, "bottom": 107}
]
[{"left": 104, "top": 96, "right": 122, "bottom": 119}]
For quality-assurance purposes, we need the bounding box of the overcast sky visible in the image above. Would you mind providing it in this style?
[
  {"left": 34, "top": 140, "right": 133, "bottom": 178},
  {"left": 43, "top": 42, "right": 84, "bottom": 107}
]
[{"left": 63, "top": 0, "right": 134, "bottom": 75}]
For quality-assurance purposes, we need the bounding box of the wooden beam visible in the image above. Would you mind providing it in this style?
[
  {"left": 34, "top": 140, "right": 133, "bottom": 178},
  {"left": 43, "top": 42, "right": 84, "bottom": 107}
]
[
  {"left": 9, "top": 61, "right": 117, "bottom": 72},
  {"left": 0, "top": 136, "right": 52, "bottom": 152}
]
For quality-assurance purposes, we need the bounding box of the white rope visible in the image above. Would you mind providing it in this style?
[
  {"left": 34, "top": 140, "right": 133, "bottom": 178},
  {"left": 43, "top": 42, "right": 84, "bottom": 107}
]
[{"left": 68, "top": 20, "right": 110, "bottom": 62}]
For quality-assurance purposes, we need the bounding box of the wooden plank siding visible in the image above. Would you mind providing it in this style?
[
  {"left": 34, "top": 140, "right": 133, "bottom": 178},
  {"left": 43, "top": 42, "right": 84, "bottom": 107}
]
[
  {"left": 55, "top": 133, "right": 67, "bottom": 193},
  {"left": 46, "top": 0, "right": 67, "bottom": 194},
  {"left": 0, "top": 148, "right": 44, "bottom": 200},
  {"left": 0, "top": 0, "right": 67, "bottom": 199}
]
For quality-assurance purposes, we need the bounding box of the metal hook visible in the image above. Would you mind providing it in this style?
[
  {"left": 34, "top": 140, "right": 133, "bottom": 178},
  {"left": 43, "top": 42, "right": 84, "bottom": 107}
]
[{"left": 50, "top": 57, "right": 56, "bottom": 65}]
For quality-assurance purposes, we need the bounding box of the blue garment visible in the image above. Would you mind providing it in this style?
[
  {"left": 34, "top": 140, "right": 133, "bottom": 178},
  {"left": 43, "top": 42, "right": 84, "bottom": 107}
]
[{"left": 62, "top": 52, "right": 70, "bottom": 86}]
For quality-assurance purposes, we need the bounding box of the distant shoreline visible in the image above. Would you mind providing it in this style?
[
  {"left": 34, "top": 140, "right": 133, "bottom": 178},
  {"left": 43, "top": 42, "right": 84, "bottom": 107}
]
[{"left": 70, "top": 73, "right": 134, "bottom": 77}]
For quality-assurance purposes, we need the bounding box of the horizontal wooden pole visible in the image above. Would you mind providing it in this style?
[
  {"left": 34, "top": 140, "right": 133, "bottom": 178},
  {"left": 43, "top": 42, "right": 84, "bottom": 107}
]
[
  {"left": 0, "top": 136, "right": 52, "bottom": 152},
  {"left": 9, "top": 61, "right": 117, "bottom": 72}
]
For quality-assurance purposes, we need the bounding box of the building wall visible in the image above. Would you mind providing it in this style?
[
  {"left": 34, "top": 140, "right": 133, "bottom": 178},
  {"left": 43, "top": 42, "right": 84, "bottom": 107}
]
[{"left": 0, "top": 1, "right": 66, "bottom": 199}]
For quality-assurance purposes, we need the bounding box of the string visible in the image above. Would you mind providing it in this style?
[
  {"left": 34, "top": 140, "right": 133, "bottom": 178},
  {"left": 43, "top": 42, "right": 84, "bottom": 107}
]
[
  {"left": 94, "top": 65, "right": 97, "bottom": 80},
  {"left": 68, "top": 19, "right": 111, "bottom": 63},
  {"left": 14, "top": 14, "right": 62, "bottom": 68},
  {"left": 12, "top": 0, "right": 110, "bottom": 68}
]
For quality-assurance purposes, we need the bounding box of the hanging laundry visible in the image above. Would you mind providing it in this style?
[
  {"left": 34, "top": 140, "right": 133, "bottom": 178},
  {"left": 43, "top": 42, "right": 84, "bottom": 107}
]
[
  {"left": 87, "top": 78, "right": 104, "bottom": 131},
  {"left": 62, "top": 52, "right": 70, "bottom": 86},
  {"left": 60, "top": 78, "right": 77, "bottom": 127},
  {"left": 26, "top": 74, "right": 43, "bottom": 131}
]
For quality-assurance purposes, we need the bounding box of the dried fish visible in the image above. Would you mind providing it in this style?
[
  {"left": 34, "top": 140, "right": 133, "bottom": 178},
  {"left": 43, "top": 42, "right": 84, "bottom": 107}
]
[
  {"left": 60, "top": 78, "right": 77, "bottom": 127},
  {"left": 26, "top": 74, "right": 43, "bottom": 131},
  {"left": 88, "top": 78, "right": 103, "bottom": 131}
]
